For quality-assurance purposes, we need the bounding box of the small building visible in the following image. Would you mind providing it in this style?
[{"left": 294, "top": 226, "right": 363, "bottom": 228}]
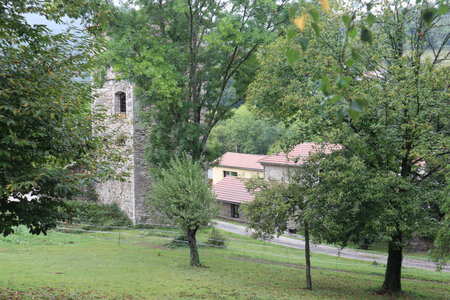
[
  {"left": 211, "top": 143, "right": 340, "bottom": 223},
  {"left": 212, "top": 176, "right": 254, "bottom": 222},
  {"left": 212, "top": 152, "right": 266, "bottom": 185},
  {"left": 259, "top": 142, "right": 339, "bottom": 181}
]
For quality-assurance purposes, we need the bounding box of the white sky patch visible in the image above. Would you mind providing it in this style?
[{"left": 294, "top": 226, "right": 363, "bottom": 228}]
[
  {"left": 24, "top": 13, "right": 82, "bottom": 32},
  {"left": 8, "top": 192, "right": 39, "bottom": 203}
]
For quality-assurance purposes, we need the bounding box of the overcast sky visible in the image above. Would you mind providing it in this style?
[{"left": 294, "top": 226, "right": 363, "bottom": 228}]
[{"left": 24, "top": 13, "right": 82, "bottom": 33}]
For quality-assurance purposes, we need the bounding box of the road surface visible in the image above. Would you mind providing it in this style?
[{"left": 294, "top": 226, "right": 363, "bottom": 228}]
[{"left": 214, "top": 220, "right": 449, "bottom": 272}]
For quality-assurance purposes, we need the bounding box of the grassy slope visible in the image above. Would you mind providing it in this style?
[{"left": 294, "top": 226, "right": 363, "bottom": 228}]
[
  {"left": 219, "top": 218, "right": 435, "bottom": 261},
  {"left": 0, "top": 226, "right": 448, "bottom": 299}
]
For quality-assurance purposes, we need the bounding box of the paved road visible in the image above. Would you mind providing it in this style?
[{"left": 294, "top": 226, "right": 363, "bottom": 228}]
[{"left": 214, "top": 220, "right": 449, "bottom": 272}]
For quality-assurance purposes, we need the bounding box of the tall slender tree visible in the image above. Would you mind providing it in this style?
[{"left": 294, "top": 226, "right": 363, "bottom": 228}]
[
  {"left": 101, "top": 0, "right": 289, "bottom": 167},
  {"left": 245, "top": 161, "right": 323, "bottom": 290}
]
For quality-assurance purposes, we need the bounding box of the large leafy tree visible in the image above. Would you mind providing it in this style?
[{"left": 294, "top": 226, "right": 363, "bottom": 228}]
[
  {"left": 101, "top": 0, "right": 289, "bottom": 168},
  {"left": 149, "top": 154, "right": 218, "bottom": 266},
  {"left": 207, "top": 105, "right": 285, "bottom": 160},
  {"left": 0, "top": 0, "right": 120, "bottom": 236},
  {"left": 285, "top": 0, "right": 449, "bottom": 121},
  {"left": 247, "top": 0, "right": 449, "bottom": 292}
]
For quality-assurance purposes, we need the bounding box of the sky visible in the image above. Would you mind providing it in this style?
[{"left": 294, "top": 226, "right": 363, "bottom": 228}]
[{"left": 24, "top": 13, "right": 82, "bottom": 33}]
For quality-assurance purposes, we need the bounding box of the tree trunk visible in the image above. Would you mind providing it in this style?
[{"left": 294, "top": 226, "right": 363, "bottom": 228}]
[
  {"left": 358, "top": 237, "right": 373, "bottom": 250},
  {"left": 382, "top": 233, "right": 403, "bottom": 292},
  {"left": 304, "top": 221, "right": 312, "bottom": 290},
  {"left": 187, "top": 227, "right": 201, "bottom": 267}
]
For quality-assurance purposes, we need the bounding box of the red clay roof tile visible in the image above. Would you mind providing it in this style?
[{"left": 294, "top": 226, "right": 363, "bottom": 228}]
[
  {"left": 212, "top": 176, "right": 254, "bottom": 204},
  {"left": 217, "top": 152, "right": 267, "bottom": 171},
  {"left": 258, "top": 142, "right": 341, "bottom": 166}
]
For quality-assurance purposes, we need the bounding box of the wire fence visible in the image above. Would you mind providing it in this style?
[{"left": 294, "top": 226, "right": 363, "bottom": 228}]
[
  {"left": 54, "top": 221, "right": 448, "bottom": 280},
  {"left": 1, "top": 221, "right": 447, "bottom": 299}
]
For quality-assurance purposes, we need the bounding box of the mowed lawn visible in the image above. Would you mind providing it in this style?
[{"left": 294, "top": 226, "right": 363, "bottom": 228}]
[{"left": 0, "top": 226, "right": 448, "bottom": 299}]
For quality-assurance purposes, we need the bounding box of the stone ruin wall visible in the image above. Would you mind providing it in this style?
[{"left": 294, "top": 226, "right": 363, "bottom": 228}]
[
  {"left": 93, "top": 70, "right": 151, "bottom": 224},
  {"left": 132, "top": 104, "right": 153, "bottom": 224}
]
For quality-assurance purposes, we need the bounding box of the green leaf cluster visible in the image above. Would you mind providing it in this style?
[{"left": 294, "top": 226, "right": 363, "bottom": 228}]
[
  {"left": 101, "top": 0, "right": 289, "bottom": 167},
  {"left": 149, "top": 154, "right": 219, "bottom": 266},
  {"left": 0, "top": 0, "right": 124, "bottom": 237},
  {"left": 207, "top": 105, "right": 285, "bottom": 160},
  {"left": 149, "top": 154, "right": 218, "bottom": 232}
]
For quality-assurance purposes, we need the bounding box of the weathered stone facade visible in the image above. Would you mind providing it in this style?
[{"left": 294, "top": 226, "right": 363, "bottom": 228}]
[
  {"left": 93, "top": 70, "right": 152, "bottom": 224},
  {"left": 263, "top": 165, "right": 296, "bottom": 181},
  {"left": 262, "top": 164, "right": 299, "bottom": 230},
  {"left": 218, "top": 202, "right": 248, "bottom": 223}
]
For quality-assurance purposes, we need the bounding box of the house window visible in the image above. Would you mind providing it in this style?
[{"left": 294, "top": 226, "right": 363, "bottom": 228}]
[
  {"left": 231, "top": 204, "right": 239, "bottom": 218},
  {"left": 223, "top": 170, "right": 238, "bottom": 177},
  {"left": 114, "top": 92, "right": 127, "bottom": 114}
]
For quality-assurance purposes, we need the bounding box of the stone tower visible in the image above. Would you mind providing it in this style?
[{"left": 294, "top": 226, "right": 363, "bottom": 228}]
[{"left": 93, "top": 70, "right": 151, "bottom": 224}]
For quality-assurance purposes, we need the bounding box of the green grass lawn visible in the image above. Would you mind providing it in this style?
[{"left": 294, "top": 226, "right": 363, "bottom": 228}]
[
  {"left": 0, "top": 225, "right": 448, "bottom": 299},
  {"left": 218, "top": 219, "right": 434, "bottom": 261}
]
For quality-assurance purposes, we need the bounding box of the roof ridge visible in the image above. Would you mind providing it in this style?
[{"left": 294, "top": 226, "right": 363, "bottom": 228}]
[
  {"left": 223, "top": 152, "right": 268, "bottom": 157},
  {"left": 258, "top": 142, "right": 340, "bottom": 166}
]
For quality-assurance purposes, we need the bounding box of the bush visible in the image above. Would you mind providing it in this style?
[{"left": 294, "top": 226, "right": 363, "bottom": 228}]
[
  {"left": 167, "top": 235, "right": 189, "bottom": 248},
  {"left": 64, "top": 200, "right": 132, "bottom": 229},
  {"left": 206, "top": 228, "right": 227, "bottom": 248}
]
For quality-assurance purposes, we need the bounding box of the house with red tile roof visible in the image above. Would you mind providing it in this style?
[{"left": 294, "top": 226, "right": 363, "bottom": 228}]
[
  {"left": 212, "top": 176, "right": 254, "bottom": 221},
  {"left": 212, "top": 152, "right": 266, "bottom": 185},
  {"left": 211, "top": 143, "right": 340, "bottom": 221},
  {"left": 259, "top": 142, "right": 340, "bottom": 181},
  {"left": 211, "top": 152, "right": 266, "bottom": 221}
]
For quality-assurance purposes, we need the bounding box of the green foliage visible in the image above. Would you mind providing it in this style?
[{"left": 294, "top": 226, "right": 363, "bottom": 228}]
[
  {"left": 207, "top": 105, "right": 285, "bottom": 160},
  {"left": 149, "top": 154, "right": 219, "bottom": 265},
  {"left": 149, "top": 154, "right": 218, "bottom": 232},
  {"left": 0, "top": 0, "right": 125, "bottom": 237},
  {"left": 430, "top": 175, "right": 450, "bottom": 271},
  {"left": 101, "top": 0, "right": 289, "bottom": 167},
  {"left": 167, "top": 235, "right": 189, "bottom": 248},
  {"left": 244, "top": 178, "right": 290, "bottom": 240},
  {"left": 287, "top": 0, "right": 449, "bottom": 121},
  {"left": 206, "top": 227, "right": 227, "bottom": 248},
  {"left": 64, "top": 200, "right": 132, "bottom": 228},
  {"left": 248, "top": 0, "right": 449, "bottom": 291}
]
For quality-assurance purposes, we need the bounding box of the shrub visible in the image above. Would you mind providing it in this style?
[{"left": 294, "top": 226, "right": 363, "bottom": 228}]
[
  {"left": 64, "top": 200, "right": 132, "bottom": 229},
  {"left": 167, "top": 235, "right": 189, "bottom": 248},
  {"left": 206, "top": 228, "right": 227, "bottom": 248}
]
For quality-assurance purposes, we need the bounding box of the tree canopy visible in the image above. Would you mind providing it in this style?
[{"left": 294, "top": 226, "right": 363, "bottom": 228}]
[
  {"left": 247, "top": 0, "right": 449, "bottom": 292},
  {"left": 207, "top": 105, "right": 286, "bottom": 160},
  {"left": 0, "top": 0, "right": 122, "bottom": 236},
  {"left": 100, "top": 0, "right": 289, "bottom": 168},
  {"left": 149, "top": 154, "right": 218, "bottom": 266}
]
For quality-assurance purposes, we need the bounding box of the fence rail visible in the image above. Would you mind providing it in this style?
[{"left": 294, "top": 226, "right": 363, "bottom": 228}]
[{"left": 54, "top": 223, "right": 446, "bottom": 278}]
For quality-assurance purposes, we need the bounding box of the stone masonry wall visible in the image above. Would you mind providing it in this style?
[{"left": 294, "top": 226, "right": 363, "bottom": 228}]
[
  {"left": 218, "top": 202, "right": 248, "bottom": 222},
  {"left": 132, "top": 103, "right": 152, "bottom": 224},
  {"left": 263, "top": 165, "right": 293, "bottom": 181},
  {"left": 93, "top": 70, "right": 151, "bottom": 224}
]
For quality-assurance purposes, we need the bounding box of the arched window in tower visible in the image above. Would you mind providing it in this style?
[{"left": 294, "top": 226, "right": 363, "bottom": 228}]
[{"left": 114, "top": 91, "right": 127, "bottom": 116}]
